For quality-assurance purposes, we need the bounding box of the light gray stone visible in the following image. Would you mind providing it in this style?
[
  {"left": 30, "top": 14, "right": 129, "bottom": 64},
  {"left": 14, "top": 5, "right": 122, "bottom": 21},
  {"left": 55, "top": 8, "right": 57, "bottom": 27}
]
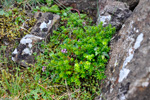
[
  {"left": 99, "top": 0, "right": 150, "bottom": 100},
  {"left": 97, "top": 0, "right": 132, "bottom": 30},
  {"left": 12, "top": 12, "right": 60, "bottom": 67}
]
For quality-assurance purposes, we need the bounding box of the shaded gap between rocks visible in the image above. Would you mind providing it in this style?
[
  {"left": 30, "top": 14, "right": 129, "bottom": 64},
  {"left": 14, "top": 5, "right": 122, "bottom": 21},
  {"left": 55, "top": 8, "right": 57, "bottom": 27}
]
[{"left": 129, "top": 0, "right": 140, "bottom": 11}]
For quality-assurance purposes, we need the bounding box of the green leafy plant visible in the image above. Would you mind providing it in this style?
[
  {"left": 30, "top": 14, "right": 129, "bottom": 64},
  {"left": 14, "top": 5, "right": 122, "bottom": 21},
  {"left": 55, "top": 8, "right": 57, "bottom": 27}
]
[
  {"left": 35, "top": 8, "right": 116, "bottom": 99},
  {"left": 33, "top": 4, "right": 60, "bottom": 13}
]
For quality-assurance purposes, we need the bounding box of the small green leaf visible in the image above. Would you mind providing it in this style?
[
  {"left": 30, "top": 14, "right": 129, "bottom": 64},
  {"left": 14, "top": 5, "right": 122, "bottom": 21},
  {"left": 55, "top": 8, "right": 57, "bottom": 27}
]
[
  {"left": 84, "top": 61, "right": 90, "bottom": 70},
  {"left": 49, "top": 5, "right": 60, "bottom": 13},
  {"left": 66, "top": 71, "right": 71, "bottom": 75},
  {"left": 74, "top": 63, "right": 80, "bottom": 72},
  {"left": 63, "top": 12, "right": 67, "bottom": 16},
  {"left": 46, "top": 0, "right": 52, "bottom": 6},
  {"left": 41, "top": 6, "right": 50, "bottom": 12},
  {"left": 0, "top": 10, "right": 6, "bottom": 15},
  {"left": 102, "top": 52, "right": 109, "bottom": 58}
]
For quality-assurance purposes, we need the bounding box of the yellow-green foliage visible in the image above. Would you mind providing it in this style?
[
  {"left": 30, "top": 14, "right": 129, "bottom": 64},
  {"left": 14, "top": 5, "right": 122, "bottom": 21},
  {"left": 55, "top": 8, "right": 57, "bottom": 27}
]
[{"left": 0, "top": 9, "right": 36, "bottom": 42}]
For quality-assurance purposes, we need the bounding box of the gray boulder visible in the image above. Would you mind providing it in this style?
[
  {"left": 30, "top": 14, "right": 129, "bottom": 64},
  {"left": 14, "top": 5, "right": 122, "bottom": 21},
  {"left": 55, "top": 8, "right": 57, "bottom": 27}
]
[
  {"left": 98, "top": 0, "right": 150, "bottom": 100},
  {"left": 97, "top": 0, "right": 132, "bottom": 30},
  {"left": 12, "top": 12, "right": 60, "bottom": 67}
]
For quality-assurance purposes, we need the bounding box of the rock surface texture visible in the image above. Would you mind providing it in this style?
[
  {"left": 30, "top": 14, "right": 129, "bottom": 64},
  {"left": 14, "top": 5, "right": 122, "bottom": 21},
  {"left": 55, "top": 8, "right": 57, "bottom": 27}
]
[
  {"left": 98, "top": 0, "right": 150, "bottom": 100},
  {"left": 119, "top": 0, "right": 139, "bottom": 10},
  {"left": 12, "top": 12, "right": 60, "bottom": 67},
  {"left": 97, "top": 0, "right": 132, "bottom": 30}
]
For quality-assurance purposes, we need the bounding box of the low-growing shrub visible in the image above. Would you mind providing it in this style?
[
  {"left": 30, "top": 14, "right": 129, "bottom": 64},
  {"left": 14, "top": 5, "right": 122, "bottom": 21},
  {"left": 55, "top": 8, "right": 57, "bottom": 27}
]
[{"left": 35, "top": 8, "right": 116, "bottom": 99}]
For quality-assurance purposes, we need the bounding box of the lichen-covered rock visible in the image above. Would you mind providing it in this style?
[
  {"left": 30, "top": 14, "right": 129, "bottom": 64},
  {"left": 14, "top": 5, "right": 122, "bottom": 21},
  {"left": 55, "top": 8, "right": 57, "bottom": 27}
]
[
  {"left": 97, "top": 0, "right": 132, "bottom": 30},
  {"left": 98, "top": 0, "right": 150, "bottom": 100},
  {"left": 31, "top": 12, "right": 60, "bottom": 38},
  {"left": 12, "top": 12, "right": 60, "bottom": 67}
]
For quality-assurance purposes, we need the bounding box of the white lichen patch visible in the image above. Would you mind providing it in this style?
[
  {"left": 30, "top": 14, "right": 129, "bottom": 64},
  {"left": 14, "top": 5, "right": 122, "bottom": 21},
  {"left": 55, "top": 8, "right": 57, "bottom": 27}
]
[
  {"left": 12, "top": 57, "right": 16, "bottom": 61},
  {"left": 110, "top": 85, "right": 114, "bottom": 93},
  {"left": 126, "top": 36, "right": 134, "bottom": 42},
  {"left": 28, "top": 43, "right": 32, "bottom": 48},
  {"left": 136, "top": 29, "right": 139, "bottom": 33},
  {"left": 48, "top": 20, "right": 52, "bottom": 25},
  {"left": 133, "top": 28, "right": 139, "bottom": 33},
  {"left": 122, "top": 24, "right": 125, "bottom": 28},
  {"left": 119, "top": 33, "right": 144, "bottom": 83},
  {"left": 12, "top": 49, "right": 18, "bottom": 54},
  {"left": 30, "top": 34, "right": 43, "bottom": 40},
  {"left": 120, "top": 94, "right": 126, "bottom": 100},
  {"left": 98, "top": 15, "right": 111, "bottom": 25},
  {"left": 114, "top": 59, "right": 118, "bottom": 67},
  {"left": 137, "top": 18, "right": 142, "bottom": 21},
  {"left": 134, "top": 33, "right": 144, "bottom": 49},
  {"left": 118, "top": 68, "right": 130, "bottom": 83},
  {"left": 40, "top": 21, "right": 47, "bottom": 30},
  {"left": 99, "top": 94, "right": 103, "bottom": 100},
  {"left": 22, "top": 48, "right": 32, "bottom": 55},
  {"left": 20, "top": 38, "right": 32, "bottom": 45},
  {"left": 142, "top": 82, "right": 149, "bottom": 87},
  {"left": 21, "top": 34, "right": 43, "bottom": 45},
  {"left": 130, "top": 21, "right": 134, "bottom": 29},
  {"left": 123, "top": 48, "right": 134, "bottom": 68},
  {"left": 134, "top": 28, "right": 136, "bottom": 31}
]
